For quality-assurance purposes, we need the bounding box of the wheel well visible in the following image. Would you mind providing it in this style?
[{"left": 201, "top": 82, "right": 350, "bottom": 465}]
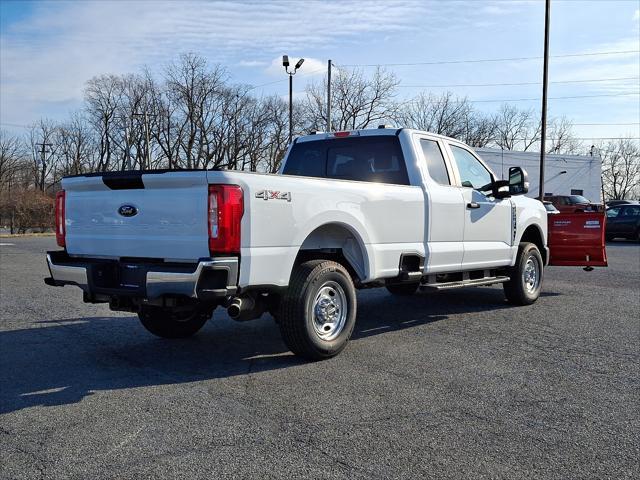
[
  {"left": 296, "top": 223, "right": 368, "bottom": 283},
  {"left": 520, "top": 225, "right": 547, "bottom": 263}
]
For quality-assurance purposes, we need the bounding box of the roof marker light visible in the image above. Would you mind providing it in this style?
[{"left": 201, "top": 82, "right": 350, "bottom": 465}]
[{"left": 333, "top": 131, "right": 351, "bottom": 138}]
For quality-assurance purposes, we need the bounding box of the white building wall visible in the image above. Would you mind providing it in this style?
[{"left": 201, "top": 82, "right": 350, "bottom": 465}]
[{"left": 475, "top": 148, "right": 602, "bottom": 202}]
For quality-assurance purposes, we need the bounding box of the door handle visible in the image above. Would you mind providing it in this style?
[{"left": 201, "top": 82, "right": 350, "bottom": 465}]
[{"left": 467, "top": 202, "right": 480, "bottom": 209}]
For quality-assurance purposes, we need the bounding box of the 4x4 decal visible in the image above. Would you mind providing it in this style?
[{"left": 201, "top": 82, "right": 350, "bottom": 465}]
[{"left": 255, "top": 190, "right": 292, "bottom": 202}]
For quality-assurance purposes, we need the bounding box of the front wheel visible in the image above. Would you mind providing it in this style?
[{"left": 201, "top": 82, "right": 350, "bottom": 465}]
[
  {"left": 138, "top": 305, "right": 210, "bottom": 338},
  {"left": 278, "top": 260, "right": 357, "bottom": 360},
  {"left": 503, "top": 242, "right": 544, "bottom": 306}
]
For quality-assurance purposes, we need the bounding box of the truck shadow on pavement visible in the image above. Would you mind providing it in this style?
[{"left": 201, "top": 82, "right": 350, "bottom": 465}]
[{"left": 1, "top": 287, "right": 541, "bottom": 415}]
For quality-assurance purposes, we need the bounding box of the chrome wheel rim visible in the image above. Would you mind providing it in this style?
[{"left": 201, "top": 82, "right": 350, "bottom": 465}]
[
  {"left": 312, "top": 281, "right": 348, "bottom": 341},
  {"left": 523, "top": 255, "right": 541, "bottom": 294}
]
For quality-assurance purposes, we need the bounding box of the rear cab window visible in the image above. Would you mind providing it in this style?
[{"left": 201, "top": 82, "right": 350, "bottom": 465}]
[
  {"left": 419, "top": 139, "right": 450, "bottom": 185},
  {"left": 283, "top": 135, "right": 409, "bottom": 186}
]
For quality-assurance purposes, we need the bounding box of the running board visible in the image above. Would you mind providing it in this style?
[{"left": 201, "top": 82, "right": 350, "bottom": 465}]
[{"left": 420, "top": 276, "right": 510, "bottom": 291}]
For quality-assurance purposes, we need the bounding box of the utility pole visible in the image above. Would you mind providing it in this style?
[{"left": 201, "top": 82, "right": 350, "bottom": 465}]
[
  {"left": 327, "top": 59, "right": 332, "bottom": 132},
  {"left": 36, "top": 142, "right": 52, "bottom": 192},
  {"left": 538, "top": 0, "right": 551, "bottom": 199},
  {"left": 133, "top": 111, "right": 153, "bottom": 170}
]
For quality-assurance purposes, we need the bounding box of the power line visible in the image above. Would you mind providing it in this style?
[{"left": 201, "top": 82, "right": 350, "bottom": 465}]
[
  {"left": 396, "top": 76, "right": 640, "bottom": 88},
  {"left": 0, "top": 122, "right": 29, "bottom": 128},
  {"left": 401, "top": 92, "right": 639, "bottom": 105},
  {"left": 573, "top": 122, "right": 640, "bottom": 126},
  {"left": 487, "top": 137, "right": 640, "bottom": 140},
  {"left": 338, "top": 49, "right": 639, "bottom": 67},
  {"left": 246, "top": 67, "right": 326, "bottom": 92},
  {"left": 471, "top": 92, "right": 639, "bottom": 103}
]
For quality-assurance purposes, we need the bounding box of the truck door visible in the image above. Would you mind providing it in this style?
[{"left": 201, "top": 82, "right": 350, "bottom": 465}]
[
  {"left": 446, "top": 143, "right": 513, "bottom": 269},
  {"left": 416, "top": 137, "right": 465, "bottom": 273},
  {"left": 548, "top": 212, "right": 608, "bottom": 267}
]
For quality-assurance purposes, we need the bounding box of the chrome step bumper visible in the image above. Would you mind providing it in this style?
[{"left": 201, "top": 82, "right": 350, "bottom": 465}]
[{"left": 45, "top": 251, "right": 238, "bottom": 300}]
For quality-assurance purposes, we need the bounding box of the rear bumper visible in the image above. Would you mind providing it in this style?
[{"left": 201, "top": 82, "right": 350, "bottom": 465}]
[{"left": 45, "top": 251, "right": 238, "bottom": 300}]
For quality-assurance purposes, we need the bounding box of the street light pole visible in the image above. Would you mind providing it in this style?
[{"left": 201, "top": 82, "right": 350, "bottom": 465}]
[
  {"left": 327, "top": 59, "right": 332, "bottom": 132},
  {"left": 289, "top": 73, "right": 293, "bottom": 144},
  {"left": 538, "top": 0, "right": 551, "bottom": 199},
  {"left": 282, "top": 55, "right": 304, "bottom": 144}
]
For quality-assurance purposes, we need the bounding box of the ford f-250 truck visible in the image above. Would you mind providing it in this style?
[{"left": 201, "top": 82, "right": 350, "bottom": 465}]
[{"left": 45, "top": 127, "right": 608, "bottom": 360}]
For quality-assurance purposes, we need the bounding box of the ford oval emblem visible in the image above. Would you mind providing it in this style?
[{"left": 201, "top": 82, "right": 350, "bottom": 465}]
[{"left": 118, "top": 204, "right": 138, "bottom": 217}]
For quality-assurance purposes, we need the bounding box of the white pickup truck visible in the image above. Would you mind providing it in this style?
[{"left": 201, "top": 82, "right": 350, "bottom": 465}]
[{"left": 45, "top": 127, "right": 607, "bottom": 359}]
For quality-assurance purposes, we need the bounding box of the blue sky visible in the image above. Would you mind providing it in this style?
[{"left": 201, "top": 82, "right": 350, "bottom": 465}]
[{"left": 1, "top": 0, "right": 638, "bottom": 143}]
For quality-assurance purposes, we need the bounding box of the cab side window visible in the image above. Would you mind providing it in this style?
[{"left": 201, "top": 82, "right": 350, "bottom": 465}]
[
  {"left": 420, "top": 139, "right": 450, "bottom": 185},
  {"left": 606, "top": 207, "right": 620, "bottom": 218},
  {"left": 449, "top": 145, "right": 493, "bottom": 192}
]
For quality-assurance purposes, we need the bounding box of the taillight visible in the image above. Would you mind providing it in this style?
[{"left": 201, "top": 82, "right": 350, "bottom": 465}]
[
  {"left": 55, "top": 190, "right": 66, "bottom": 247},
  {"left": 208, "top": 185, "right": 243, "bottom": 255}
]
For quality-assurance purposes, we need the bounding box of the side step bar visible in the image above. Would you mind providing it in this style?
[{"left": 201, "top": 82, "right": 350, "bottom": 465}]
[{"left": 420, "top": 275, "right": 510, "bottom": 291}]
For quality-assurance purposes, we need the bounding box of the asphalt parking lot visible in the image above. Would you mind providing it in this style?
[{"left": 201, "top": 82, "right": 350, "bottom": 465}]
[{"left": 1, "top": 237, "right": 638, "bottom": 479}]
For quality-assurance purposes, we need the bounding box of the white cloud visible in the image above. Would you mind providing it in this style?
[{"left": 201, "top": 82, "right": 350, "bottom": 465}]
[
  {"left": 238, "top": 60, "right": 270, "bottom": 68},
  {"left": 1, "top": 0, "right": 435, "bottom": 124},
  {"left": 633, "top": 9, "right": 639, "bottom": 21}
]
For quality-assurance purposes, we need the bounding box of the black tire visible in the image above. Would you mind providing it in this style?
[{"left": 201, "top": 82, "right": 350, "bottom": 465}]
[
  {"left": 503, "top": 242, "right": 544, "bottom": 306},
  {"left": 138, "top": 305, "right": 210, "bottom": 339},
  {"left": 278, "top": 260, "right": 357, "bottom": 360},
  {"left": 386, "top": 283, "right": 420, "bottom": 296}
]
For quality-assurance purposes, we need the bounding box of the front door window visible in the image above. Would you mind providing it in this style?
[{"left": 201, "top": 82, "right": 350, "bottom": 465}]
[{"left": 449, "top": 145, "right": 493, "bottom": 193}]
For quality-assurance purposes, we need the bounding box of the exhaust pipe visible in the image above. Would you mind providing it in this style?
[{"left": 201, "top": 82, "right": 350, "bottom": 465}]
[{"left": 227, "top": 296, "right": 265, "bottom": 322}]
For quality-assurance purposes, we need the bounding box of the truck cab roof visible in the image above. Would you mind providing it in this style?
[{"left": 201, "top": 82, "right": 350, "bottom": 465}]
[{"left": 295, "top": 127, "right": 462, "bottom": 145}]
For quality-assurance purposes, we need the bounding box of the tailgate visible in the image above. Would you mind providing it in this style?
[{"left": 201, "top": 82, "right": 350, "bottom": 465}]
[
  {"left": 548, "top": 212, "right": 607, "bottom": 267},
  {"left": 62, "top": 171, "right": 210, "bottom": 261}
]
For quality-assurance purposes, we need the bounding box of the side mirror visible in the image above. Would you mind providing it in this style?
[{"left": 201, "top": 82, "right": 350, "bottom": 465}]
[
  {"left": 492, "top": 179, "right": 511, "bottom": 199},
  {"left": 508, "top": 166, "right": 529, "bottom": 195}
]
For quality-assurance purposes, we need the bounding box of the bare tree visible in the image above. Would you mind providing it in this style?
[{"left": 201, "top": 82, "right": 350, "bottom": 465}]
[
  {"left": 599, "top": 138, "right": 640, "bottom": 200},
  {"left": 27, "top": 119, "right": 59, "bottom": 191},
  {"left": 56, "top": 112, "right": 96, "bottom": 177},
  {"left": 546, "top": 116, "right": 581, "bottom": 154},
  {"left": 165, "top": 53, "right": 228, "bottom": 168},
  {"left": 461, "top": 112, "right": 498, "bottom": 147},
  {"left": 85, "top": 74, "right": 123, "bottom": 171},
  {"left": 304, "top": 67, "right": 399, "bottom": 132},
  {"left": 0, "top": 130, "right": 25, "bottom": 191},
  {"left": 493, "top": 105, "right": 540, "bottom": 151},
  {"left": 398, "top": 92, "right": 474, "bottom": 139}
]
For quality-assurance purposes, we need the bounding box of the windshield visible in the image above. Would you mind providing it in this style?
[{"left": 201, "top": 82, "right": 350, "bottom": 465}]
[{"left": 568, "top": 195, "right": 590, "bottom": 204}]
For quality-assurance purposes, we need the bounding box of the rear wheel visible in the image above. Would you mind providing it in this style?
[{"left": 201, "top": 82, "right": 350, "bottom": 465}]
[
  {"left": 278, "top": 260, "right": 357, "bottom": 360},
  {"left": 386, "top": 283, "right": 420, "bottom": 296},
  {"left": 503, "top": 242, "right": 544, "bottom": 306},
  {"left": 138, "top": 305, "right": 210, "bottom": 338}
]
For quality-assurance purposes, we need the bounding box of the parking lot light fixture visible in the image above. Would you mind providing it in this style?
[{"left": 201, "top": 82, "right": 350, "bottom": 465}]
[{"left": 283, "top": 54, "right": 304, "bottom": 144}]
